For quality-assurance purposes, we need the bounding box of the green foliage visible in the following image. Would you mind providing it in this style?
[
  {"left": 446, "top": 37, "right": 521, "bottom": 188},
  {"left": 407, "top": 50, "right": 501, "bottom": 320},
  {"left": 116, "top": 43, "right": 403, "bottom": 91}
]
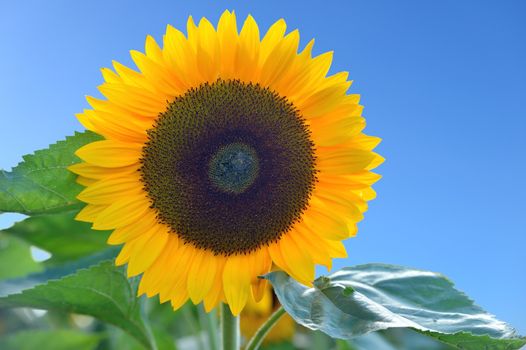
[
  {"left": 107, "top": 325, "right": 177, "bottom": 350},
  {"left": 0, "top": 131, "right": 101, "bottom": 215},
  {"left": 0, "top": 329, "right": 101, "bottom": 350},
  {"left": 261, "top": 341, "right": 296, "bottom": 350},
  {"left": 420, "top": 331, "right": 526, "bottom": 350},
  {"left": 265, "top": 264, "right": 526, "bottom": 350},
  {"left": 0, "top": 233, "right": 42, "bottom": 279},
  {"left": 344, "top": 329, "right": 452, "bottom": 350},
  {"left": 0, "top": 260, "right": 155, "bottom": 349},
  {"left": 3, "top": 212, "right": 110, "bottom": 265},
  {"left": 0, "top": 247, "right": 118, "bottom": 296}
]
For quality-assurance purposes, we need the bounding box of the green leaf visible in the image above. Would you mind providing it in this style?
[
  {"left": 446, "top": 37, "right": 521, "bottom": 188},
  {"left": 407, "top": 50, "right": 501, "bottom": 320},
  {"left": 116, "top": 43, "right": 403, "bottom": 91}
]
[
  {"left": 0, "top": 233, "right": 42, "bottom": 279},
  {"left": 0, "top": 259, "right": 155, "bottom": 349},
  {"left": 0, "top": 131, "right": 102, "bottom": 215},
  {"left": 0, "top": 329, "right": 101, "bottom": 350},
  {"left": 346, "top": 329, "right": 452, "bottom": 350},
  {"left": 3, "top": 212, "right": 110, "bottom": 265},
  {"left": 264, "top": 263, "right": 526, "bottom": 350},
  {"left": 0, "top": 247, "right": 118, "bottom": 296}
]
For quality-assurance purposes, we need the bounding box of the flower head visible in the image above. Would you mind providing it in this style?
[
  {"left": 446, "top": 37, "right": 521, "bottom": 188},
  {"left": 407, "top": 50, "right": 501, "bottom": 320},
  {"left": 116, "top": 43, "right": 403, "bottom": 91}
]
[{"left": 70, "top": 10, "right": 383, "bottom": 315}]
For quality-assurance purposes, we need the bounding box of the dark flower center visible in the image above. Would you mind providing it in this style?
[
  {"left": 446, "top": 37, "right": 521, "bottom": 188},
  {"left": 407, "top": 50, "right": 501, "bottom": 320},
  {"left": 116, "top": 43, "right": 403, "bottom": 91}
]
[{"left": 140, "top": 79, "right": 317, "bottom": 255}]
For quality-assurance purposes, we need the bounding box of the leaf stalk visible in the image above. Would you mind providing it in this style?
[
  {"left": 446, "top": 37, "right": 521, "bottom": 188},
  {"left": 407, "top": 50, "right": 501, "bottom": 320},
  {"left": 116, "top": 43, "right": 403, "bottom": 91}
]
[{"left": 245, "top": 306, "right": 286, "bottom": 350}]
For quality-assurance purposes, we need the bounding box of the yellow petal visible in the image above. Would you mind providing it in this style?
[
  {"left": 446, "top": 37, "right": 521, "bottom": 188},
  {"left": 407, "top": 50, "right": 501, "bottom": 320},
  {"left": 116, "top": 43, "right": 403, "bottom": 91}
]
[
  {"left": 77, "top": 176, "right": 142, "bottom": 205},
  {"left": 318, "top": 171, "right": 382, "bottom": 190},
  {"left": 279, "top": 224, "right": 347, "bottom": 264},
  {"left": 107, "top": 211, "right": 158, "bottom": 245},
  {"left": 170, "top": 289, "right": 190, "bottom": 311},
  {"left": 75, "top": 140, "right": 142, "bottom": 168},
  {"left": 223, "top": 254, "right": 251, "bottom": 316},
  {"left": 187, "top": 249, "right": 218, "bottom": 303},
  {"left": 247, "top": 249, "right": 272, "bottom": 302},
  {"left": 76, "top": 112, "right": 95, "bottom": 130},
  {"left": 115, "top": 240, "right": 134, "bottom": 266},
  {"left": 76, "top": 176, "right": 96, "bottom": 186},
  {"left": 285, "top": 51, "right": 333, "bottom": 102},
  {"left": 279, "top": 233, "right": 314, "bottom": 286},
  {"left": 324, "top": 239, "right": 348, "bottom": 259},
  {"left": 268, "top": 242, "right": 290, "bottom": 272},
  {"left": 217, "top": 10, "right": 238, "bottom": 79},
  {"left": 251, "top": 278, "right": 268, "bottom": 304},
  {"left": 75, "top": 204, "right": 107, "bottom": 223},
  {"left": 239, "top": 15, "right": 259, "bottom": 59},
  {"left": 343, "top": 134, "right": 382, "bottom": 151},
  {"left": 196, "top": 17, "right": 220, "bottom": 82},
  {"left": 260, "top": 29, "right": 300, "bottom": 88},
  {"left": 298, "top": 80, "right": 351, "bottom": 119},
  {"left": 312, "top": 189, "right": 364, "bottom": 223},
  {"left": 272, "top": 38, "right": 314, "bottom": 96},
  {"left": 92, "top": 196, "right": 150, "bottom": 230},
  {"left": 293, "top": 223, "right": 333, "bottom": 269},
  {"left": 259, "top": 19, "right": 287, "bottom": 65},
  {"left": 161, "top": 244, "right": 194, "bottom": 303},
  {"left": 367, "top": 153, "right": 385, "bottom": 170},
  {"left": 309, "top": 113, "right": 365, "bottom": 147},
  {"left": 317, "top": 148, "right": 376, "bottom": 175},
  {"left": 112, "top": 60, "right": 156, "bottom": 91},
  {"left": 97, "top": 82, "right": 168, "bottom": 117},
  {"left": 144, "top": 34, "right": 164, "bottom": 64},
  {"left": 303, "top": 203, "right": 350, "bottom": 240},
  {"left": 186, "top": 16, "right": 199, "bottom": 50},
  {"left": 147, "top": 240, "right": 187, "bottom": 299},
  {"left": 130, "top": 45, "right": 184, "bottom": 96},
  {"left": 100, "top": 67, "right": 121, "bottom": 84},
  {"left": 235, "top": 15, "right": 260, "bottom": 82},
  {"left": 68, "top": 162, "right": 139, "bottom": 180},
  {"left": 85, "top": 95, "right": 150, "bottom": 122},
  {"left": 138, "top": 235, "right": 179, "bottom": 297},
  {"left": 163, "top": 24, "right": 200, "bottom": 87},
  {"left": 203, "top": 256, "right": 226, "bottom": 312},
  {"left": 79, "top": 108, "right": 150, "bottom": 143},
  {"left": 354, "top": 186, "right": 377, "bottom": 201},
  {"left": 127, "top": 227, "right": 169, "bottom": 277}
]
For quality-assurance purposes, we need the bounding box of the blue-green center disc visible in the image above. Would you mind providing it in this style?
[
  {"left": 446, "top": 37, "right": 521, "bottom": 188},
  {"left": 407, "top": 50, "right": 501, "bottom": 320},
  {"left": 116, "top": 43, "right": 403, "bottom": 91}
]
[{"left": 208, "top": 143, "right": 259, "bottom": 194}]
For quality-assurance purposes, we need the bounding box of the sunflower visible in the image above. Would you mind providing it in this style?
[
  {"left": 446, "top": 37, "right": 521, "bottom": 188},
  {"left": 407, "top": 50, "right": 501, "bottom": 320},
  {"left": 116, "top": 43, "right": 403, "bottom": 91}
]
[{"left": 70, "top": 10, "right": 382, "bottom": 316}]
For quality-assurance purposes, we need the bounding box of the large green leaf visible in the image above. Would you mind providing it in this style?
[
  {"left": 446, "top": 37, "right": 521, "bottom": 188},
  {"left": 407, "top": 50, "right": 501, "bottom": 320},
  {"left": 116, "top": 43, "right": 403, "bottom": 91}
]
[
  {"left": 0, "top": 131, "right": 101, "bottom": 215},
  {"left": 0, "top": 329, "right": 101, "bottom": 350},
  {"left": 0, "top": 233, "right": 42, "bottom": 279},
  {"left": 3, "top": 212, "right": 110, "bottom": 265},
  {"left": 265, "top": 264, "right": 526, "bottom": 350},
  {"left": 0, "top": 259, "right": 155, "bottom": 349}
]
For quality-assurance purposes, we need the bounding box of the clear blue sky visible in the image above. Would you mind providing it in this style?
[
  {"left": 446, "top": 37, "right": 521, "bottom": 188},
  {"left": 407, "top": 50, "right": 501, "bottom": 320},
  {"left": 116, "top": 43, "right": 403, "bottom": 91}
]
[{"left": 1, "top": 0, "right": 525, "bottom": 335}]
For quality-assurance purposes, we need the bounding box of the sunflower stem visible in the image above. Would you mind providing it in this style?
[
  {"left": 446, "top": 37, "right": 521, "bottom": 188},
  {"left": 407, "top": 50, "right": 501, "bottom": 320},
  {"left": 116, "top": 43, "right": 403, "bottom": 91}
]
[
  {"left": 245, "top": 306, "right": 286, "bottom": 350},
  {"left": 220, "top": 303, "right": 240, "bottom": 350}
]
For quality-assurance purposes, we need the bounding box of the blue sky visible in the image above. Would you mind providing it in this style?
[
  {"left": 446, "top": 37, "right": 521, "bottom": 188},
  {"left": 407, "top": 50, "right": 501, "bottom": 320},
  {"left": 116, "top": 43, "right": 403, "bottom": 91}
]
[{"left": 1, "top": 0, "right": 525, "bottom": 334}]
